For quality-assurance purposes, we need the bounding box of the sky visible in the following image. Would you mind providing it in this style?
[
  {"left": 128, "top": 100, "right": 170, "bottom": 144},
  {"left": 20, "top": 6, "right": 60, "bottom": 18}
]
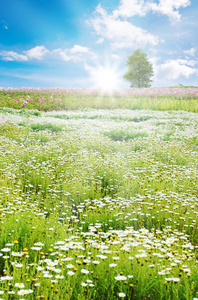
[{"left": 0, "top": 0, "right": 198, "bottom": 89}]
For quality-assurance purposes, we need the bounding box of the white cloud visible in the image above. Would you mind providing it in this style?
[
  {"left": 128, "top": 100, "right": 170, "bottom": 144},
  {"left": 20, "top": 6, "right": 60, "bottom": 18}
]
[
  {"left": 96, "top": 37, "right": 104, "bottom": 44},
  {"left": 157, "top": 59, "right": 196, "bottom": 80},
  {"left": 52, "top": 49, "right": 71, "bottom": 62},
  {"left": 53, "top": 45, "right": 97, "bottom": 62},
  {"left": 0, "top": 44, "right": 97, "bottom": 64},
  {"left": 0, "top": 46, "right": 49, "bottom": 62},
  {"left": 111, "top": 54, "right": 120, "bottom": 60},
  {"left": 0, "top": 50, "right": 28, "bottom": 62},
  {"left": 112, "top": 0, "right": 191, "bottom": 22},
  {"left": 184, "top": 47, "right": 196, "bottom": 56},
  {"left": 113, "top": 0, "right": 147, "bottom": 18},
  {"left": 147, "top": 0, "right": 191, "bottom": 22},
  {"left": 90, "top": 5, "right": 159, "bottom": 49},
  {"left": 70, "top": 45, "right": 90, "bottom": 54},
  {"left": 24, "top": 46, "right": 49, "bottom": 60},
  {"left": 175, "top": 58, "right": 197, "bottom": 67}
]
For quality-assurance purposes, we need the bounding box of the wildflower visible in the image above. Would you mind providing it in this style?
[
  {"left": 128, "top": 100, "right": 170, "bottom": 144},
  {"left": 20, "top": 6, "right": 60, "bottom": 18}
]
[
  {"left": 15, "top": 283, "right": 25, "bottom": 288},
  {"left": 1, "top": 248, "right": 11, "bottom": 252},
  {"left": 113, "top": 257, "right": 120, "bottom": 260},
  {"left": 51, "top": 280, "right": 58, "bottom": 284},
  {"left": 173, "top": 278, "right": 180, "bottom": 282},
  {"left": 8, "top": 291, "right": 15, "bottom": 294},
  {"left": 183, "top": 268, "right": 191, "bottom": 273},
  {"left": 86, "top": 280, "right": 93, "bottom": 283},
  {"left": 31, "top": 247, "right": 42, "bottom": 251},
  {"left": 115, "top": 275, "right": 127, "bottom": 281},
  {"left": 165, "top": 278, "right": 180, "bottom": 282},
  {"left": 1, "top": 276, "right": 13, "bottom": 280},
  {"left": 96, "top": 255, "right": 108, "bottom": 259},
  {"left": 67, "top": 271, "right": 75, "bottom": 276},
  {"left": 34, "top": 242, "right": 44, "bottom": 246},
  {"left": 17, "top": 289, "right": 33, "bottom": 295},
  {"left": 36, "top": 266, "right": 44, "bottom": 271},
  {"left": 14, "top": 263, "right": 23, "bottom": 268},
  {"left": 81, "top": 283, "right": 87, "bottom": 287},
  {"left": 92, "top": 260, "right": 100, "bottom": 265},
  {"left": 109, "top": 263, "right": 117, "bottom": 267},
  {"left": 43, "top": 273, "right": 53, "bottom": 278},
  {"left": 54, "top": 268, "right": 62, "bottom": 273},
  {"left": 34, "top": 283, "right": 40, "bottom": 287},
  {"left": 66, "top": 264, "right": 74, "bottom": 269},
  {"left": 55, "top": 275, "right": 64, "bottom": 279},
  {"left": 81, "top": 269, "right": 89, "bottom": 275},
  {"left": 119, "top": 293, "right": 126, "bottom": 297}
]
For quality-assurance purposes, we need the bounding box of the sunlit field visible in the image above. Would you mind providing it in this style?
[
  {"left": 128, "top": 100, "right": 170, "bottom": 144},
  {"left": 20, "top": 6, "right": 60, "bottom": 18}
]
[
  {"left": 0, "top": 88, "right": 198, "bottom": 300},
  {"left": 1, "top": 87, "right": 198, "bottom": 112}
]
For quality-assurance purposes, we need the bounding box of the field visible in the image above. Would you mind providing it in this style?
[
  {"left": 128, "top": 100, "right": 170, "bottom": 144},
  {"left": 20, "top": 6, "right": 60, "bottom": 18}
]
[{"left": 0, "top": 88, "right": 198, "bottom": 300}]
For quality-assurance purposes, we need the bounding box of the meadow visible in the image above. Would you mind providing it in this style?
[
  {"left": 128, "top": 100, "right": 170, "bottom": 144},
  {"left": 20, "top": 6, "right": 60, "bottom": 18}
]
[{"left": 0, "top": 88, "right": 198, "bottom": 299}]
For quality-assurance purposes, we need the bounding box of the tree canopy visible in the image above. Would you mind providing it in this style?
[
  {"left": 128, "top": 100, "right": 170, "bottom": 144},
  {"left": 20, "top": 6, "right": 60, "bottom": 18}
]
[{"left": 123, "top": 49, "right": 154, "bottom": 88}]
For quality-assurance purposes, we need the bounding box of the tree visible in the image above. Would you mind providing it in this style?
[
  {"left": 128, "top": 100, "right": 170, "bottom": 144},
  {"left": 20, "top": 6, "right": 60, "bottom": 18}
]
[{"left": 123, "top": 49, "right": 154, "bottom": 88}]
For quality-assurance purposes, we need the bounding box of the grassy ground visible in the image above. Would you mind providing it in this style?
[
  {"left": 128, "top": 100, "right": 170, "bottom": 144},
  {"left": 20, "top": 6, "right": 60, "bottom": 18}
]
[
  {"left": 0, "top": 89, "right": 197, "bottom": 299},
  {"left": 0, "top": 87, "right": 198, "bottom": 112}
]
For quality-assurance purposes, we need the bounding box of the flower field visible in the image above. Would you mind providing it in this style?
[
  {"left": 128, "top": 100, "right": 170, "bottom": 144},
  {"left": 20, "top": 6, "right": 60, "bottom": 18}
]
[
  {"left": 0, "top": 88, "right": 198, "bottom": 299},
  {"left": 0, "top": 87, "right": 198, "bottom": 112}
]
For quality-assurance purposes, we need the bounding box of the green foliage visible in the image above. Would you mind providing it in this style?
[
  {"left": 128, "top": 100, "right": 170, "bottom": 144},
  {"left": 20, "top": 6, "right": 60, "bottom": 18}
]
[
  {"left": 0, "top": 122, "right": 29, "bottom": 141},
  {"left": 31, "top": 123, "right": 63, "bottom": 132},
  {"left": 123, "top": 49, "right": 154, "bottom": 88},
  {"left": 104, "top": 129, "right": 148, "bottom": 141}
]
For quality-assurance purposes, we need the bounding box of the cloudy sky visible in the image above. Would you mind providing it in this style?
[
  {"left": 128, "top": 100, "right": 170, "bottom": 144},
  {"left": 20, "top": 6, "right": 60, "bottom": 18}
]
[{"left": 0, "top": 0, "right": 197, "bottom": 88}]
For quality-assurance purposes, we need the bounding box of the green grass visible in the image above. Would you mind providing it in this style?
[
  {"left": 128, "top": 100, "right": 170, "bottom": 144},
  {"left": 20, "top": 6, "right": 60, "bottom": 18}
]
[
  {"left": 104, "top": 129, "right": 148, "bottom": 141},
  {"left": 1, "top": 88, "right": 198, "bottom": 112},
  {"left": 31, "top": 123, "right": 63, "bottom": 132}
]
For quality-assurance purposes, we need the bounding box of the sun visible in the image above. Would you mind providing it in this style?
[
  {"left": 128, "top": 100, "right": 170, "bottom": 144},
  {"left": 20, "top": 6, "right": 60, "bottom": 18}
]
[
  {"left": 93, "top": 66, "right": 120, "bottom": 91},
  {"left": 85, "top": 62, "right": 122, "bottom": 91}
]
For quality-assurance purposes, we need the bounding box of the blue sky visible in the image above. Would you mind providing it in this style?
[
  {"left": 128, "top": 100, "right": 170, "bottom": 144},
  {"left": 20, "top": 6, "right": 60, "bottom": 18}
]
[{"left": 0, "top": 0, "right": 197, "bottom": 88}]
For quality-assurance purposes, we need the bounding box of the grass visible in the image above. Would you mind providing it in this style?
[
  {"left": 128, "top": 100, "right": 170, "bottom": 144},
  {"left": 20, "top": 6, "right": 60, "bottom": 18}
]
[
  {"left": 31, "top": 123, "right": 63, "bottom": 132},
  {"left": 0, "top": 92, "right": 197, "bottom": 299},
  {"left": 0, "top": 87, "right": 198, "bottom": 112},
  {"left": 104, "top": 129, "right": 148, "bottom": 141}
]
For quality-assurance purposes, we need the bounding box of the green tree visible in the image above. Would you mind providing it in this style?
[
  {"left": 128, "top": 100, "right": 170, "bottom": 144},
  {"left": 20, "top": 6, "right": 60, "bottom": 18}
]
[{"left": 123, "top": 49, "right": 154, "bottom": 88}]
